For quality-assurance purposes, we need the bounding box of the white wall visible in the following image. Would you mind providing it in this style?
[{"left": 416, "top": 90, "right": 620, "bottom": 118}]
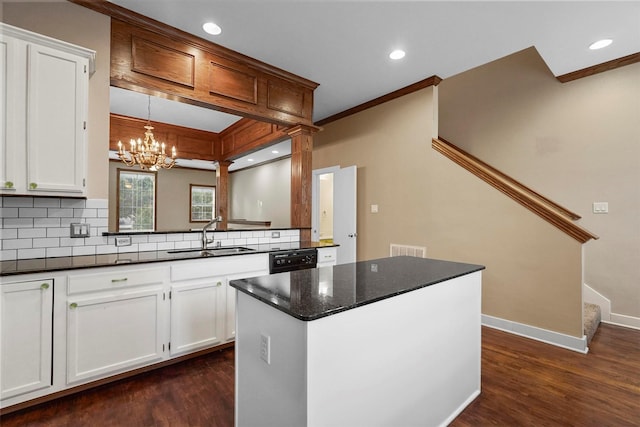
[{"left": 229, "top": 158, "right": 291, "bottom": 228}]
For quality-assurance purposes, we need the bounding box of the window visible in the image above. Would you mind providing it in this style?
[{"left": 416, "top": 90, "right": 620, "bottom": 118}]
[
  {"left": 118, "top": 170, "right": 156, "bottom": 232},
  {"left": 190, "top": 184, "right": 216, "bottom": 222}
]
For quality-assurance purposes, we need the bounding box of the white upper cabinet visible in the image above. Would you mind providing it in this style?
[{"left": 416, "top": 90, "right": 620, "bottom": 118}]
[{"left": 0, "top": 23, "right": 95, "bottom": 197}]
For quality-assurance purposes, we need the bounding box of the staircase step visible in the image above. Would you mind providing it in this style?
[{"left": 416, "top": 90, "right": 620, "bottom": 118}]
[{"left": 584, "top": 302, "right": 601, "bottom": 343}]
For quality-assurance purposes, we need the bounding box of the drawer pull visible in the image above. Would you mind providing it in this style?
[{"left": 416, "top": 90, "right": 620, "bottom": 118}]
[
  {"left": 69, "top": 302, "right": 78, "bottom": 309},
  {"left": 216, "top": 281, "right": 223, "bottom": 287},
  {"left": 111, "top": 278, "right": 128, "bottom": 283},
  {"left": 40, "top": 283, "right": 50, "bottom": 290}
]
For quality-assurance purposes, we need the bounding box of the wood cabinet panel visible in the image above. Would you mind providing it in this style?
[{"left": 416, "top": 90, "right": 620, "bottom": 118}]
[
  {"left": 220, "top": 118, "right": 289, "bottom": 160},
  {"left": 111, "top": 19, "right": 318, "bottom": 127},
  {"left": 268, "top": 79, "right": 308, "bottom": 118},
  {"left": 131, "top": 36, "right": 195, "bottom": 88},
  {"left": 110, "top": 114, "right": 219, "bottom": 161},
  {"left": 208, "top": 61, "right": 257, "bottom": 104}
]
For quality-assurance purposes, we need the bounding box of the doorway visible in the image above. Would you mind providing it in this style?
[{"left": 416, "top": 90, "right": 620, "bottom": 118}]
[{"left": 312, "top": 165, "right": 357, "bottom": 265}]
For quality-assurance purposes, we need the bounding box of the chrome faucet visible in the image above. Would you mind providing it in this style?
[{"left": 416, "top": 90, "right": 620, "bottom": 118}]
[{"left": 202, "top": 216, "right": 223, "bottom": 250}]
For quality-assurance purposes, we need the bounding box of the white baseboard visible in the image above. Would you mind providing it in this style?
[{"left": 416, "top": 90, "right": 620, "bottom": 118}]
[
  {"left": 482, "top": 314, "right": 588, "bottom": 354},
  {"left": 584, "top": 283, "right": 640, "bottom": 330},
  {"left": 606, "top": 313, "right": 640, "bottom": 330}
]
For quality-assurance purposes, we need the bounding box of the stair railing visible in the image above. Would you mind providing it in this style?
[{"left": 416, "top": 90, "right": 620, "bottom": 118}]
[{"left": 432, "top": 137, "right": 598, "bottom": 243}]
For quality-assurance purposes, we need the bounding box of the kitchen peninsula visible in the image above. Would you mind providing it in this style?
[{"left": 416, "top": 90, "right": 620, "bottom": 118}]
[{"left": 230, "top": 256, "right": 485, "bottom": 427}]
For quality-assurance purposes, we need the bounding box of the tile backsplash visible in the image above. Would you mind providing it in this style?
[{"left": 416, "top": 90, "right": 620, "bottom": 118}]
[{"left": 0, "top": 197, "right": 299, "bottom": 261}]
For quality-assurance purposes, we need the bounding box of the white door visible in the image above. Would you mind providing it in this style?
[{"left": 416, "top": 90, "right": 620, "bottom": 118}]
[
  {"left": 0, "top": 279, "right": 53, "bottom": 399},
  {"left": 170, "top": 278, "right": 224, "bottom": 357},
  {"left": 66, "top": 287, "right": 165, "bottom": 384},
  {"left": 312, "top": 165, "right": 357, "bottom": 265}
]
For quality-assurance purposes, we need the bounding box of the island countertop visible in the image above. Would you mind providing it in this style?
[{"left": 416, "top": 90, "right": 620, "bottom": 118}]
[{"left": 230, "top": 256, "right": 485, "bottom": 321}]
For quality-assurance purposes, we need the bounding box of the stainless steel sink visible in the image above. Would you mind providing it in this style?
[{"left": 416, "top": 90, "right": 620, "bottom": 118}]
[{"left": 168, "top": 247, "right": 255, "bottom": 256}]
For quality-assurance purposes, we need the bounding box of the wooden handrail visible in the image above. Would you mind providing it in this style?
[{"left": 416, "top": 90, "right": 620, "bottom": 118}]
[{"left": 432, "top": 138, "right": 598, "bottom": 243}]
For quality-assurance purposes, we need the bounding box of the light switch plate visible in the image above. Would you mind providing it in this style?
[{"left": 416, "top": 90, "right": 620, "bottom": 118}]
[
  {"left": 115, "top": 236, "right": 132, "bottom": 246},
  {"left": 70, "top": 223, "right": 90, "bottom": 238},
  {"left": 371, "top": 204, "right": 379, "bottom": 213},
  {"left": 593, "top": 202, "right": 609, "bottom": 214},
  {"left": 260, "top": 334, "right": 271, "bottom": 364}
]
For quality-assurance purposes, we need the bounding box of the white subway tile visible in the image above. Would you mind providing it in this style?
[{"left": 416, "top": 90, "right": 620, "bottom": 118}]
[
  {"left": 183, "top": 233, "right": 199, "bottom": 241},
  {"left": 34, "top": 217, "right": 61, "bottom": 227},
  {"left": 166, "top": 234, "right": 184, "bottom": 242},
  {"left": 18, "top": 248, "right": 45, "bottom": 258},
  {"left": 75, "top": 208, "right": 97, "bottom": 218},
  {"left": 48, "top": 208, "right": 74, "bottom": 218},
  {"left": 19, "top": 207, "right": 48, "bottom": 217},
  {"left": 0, "top": 207, "right": 18, "bottom": 218},
  {"left": 117, "top": 244, "right": 139, "bottom": 254},
  {"left": 97, "top": 209, "right": 109, "bottom": 218},
  {"left": 33, "top": 238, "right": 60, "bottom": 248},
  {"left": 73, "top": 245, "right": 96, "bottom": 256},
  {"left": 60, "top": 199, "right": 86, "bottom": 208},
  {"left": 0, "top": 249, "right": 17, "bottom": 261},
  {"left": 157, "top": 242, "right": 174, "bottom": 251},
  {"left": 138, "top": 243, "right": 158, "bottom": 252},
  {"left": 47, "top": 227, "right": 70, "bottom": 238},
  {"left": 148, "top": 234, "right": 167, "bottom": 243},
  {"left": 34, "top": 198, "right": 61, "bottom": 208},
  {"left": 19, "top": 228, "right": 46, "bottom": 239},
  {"left": 246, "top": 237, "right": 260, "bottom": 245},
  {"left": 240, "top": 231, "right": 254, "bottom": 238},
  {"left": 258, "top": 237, "right": 270, "bottom": 244},
  {"left": 60, "top": 237, "right": 85, "bottom": 247},
  {"left": 47, "top": 247, "right": 72, "bottom": 258},
  {"left": 3, "top": 197, "right": 33, "bottom": 208},
  {"left": 0, "top": 228, "right": 17, "bottom": 239},
  {"left": 96, "top": 245, "right": 116, "bottom": 255},
  {"left": 3, "top": 218, "right": 33, "bottom": 228},
  {"left": 85, "top": 236, "right": 108, "bottom": 246},
  {"left": 173, "top": 241, "right": 191, "bottom": 250},
  {"left": 3, "top": 239, "right": 33, "bottom": 250},
  {"left": 233, "top": 238, "right": 247, "bottom": 246},
  {"left": 131, "top": 235, "right": 148, "bottom": 244}
]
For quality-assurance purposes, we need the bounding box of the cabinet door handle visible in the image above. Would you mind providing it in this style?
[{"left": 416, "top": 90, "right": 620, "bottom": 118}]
[
  {"left": 111, "top": 278, "right": 128, "bottom": 283},
  {"left": 29, "top": 182, "right": 38, "bottom": 189},
  {"left": 216, "top": 281, "right": 223, "bottom": 287},
  {"left": 69, "top": 302, "right": 78, "bottom": 309},
  {"left": 4, "top": 181, "right": 13, "bottom": 188},
  {"left": 40, "top": 283, "right": 50, "bottom": 290}
]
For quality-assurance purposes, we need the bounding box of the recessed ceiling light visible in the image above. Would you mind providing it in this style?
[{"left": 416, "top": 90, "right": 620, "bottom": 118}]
[
  {"left": 271, "top": 150, "right": 279, "bottom": 154},
  {"left": 389, "top": 49, "right": 406, "bottom": 60},
  {"left": 203, "top": 22, "right": 222, "bottom": 36},
  {"left": 589, "top": 39, "right": 612, "bottom": 50},
  {"left": 247, "top": 158, "right": 254, "bottom": 162}
]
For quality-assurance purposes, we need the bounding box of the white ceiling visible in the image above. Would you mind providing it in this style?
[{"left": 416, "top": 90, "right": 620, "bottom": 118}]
[{"left": 108, "top": 0, "right": 640, "bottom": 168}]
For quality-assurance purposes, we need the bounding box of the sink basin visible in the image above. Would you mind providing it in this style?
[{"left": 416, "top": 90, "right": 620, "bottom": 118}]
[{"left": 168, "top": 247, "right": 255, "bottom": 256}]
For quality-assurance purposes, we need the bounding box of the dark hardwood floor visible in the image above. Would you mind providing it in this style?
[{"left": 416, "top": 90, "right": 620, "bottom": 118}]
[{"left": 2, "top": 324, "right": 638, "bottom": 426}]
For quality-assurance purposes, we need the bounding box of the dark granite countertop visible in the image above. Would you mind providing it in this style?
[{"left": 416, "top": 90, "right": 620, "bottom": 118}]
[
  {"left": 0, "top": 241, "right": 337, "bottom": 276},
  {"left": 230, "top": 256, "right": 485, "bottom": 321}
]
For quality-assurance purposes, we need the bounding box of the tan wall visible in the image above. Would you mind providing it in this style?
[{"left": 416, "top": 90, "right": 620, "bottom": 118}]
[
  {"left": 4, "top": 1, "right": 111, "bottom": 199},
  {"left": 229, "top": 158, "right": 291, "bottom": 228},
  {"left": 108, "top": 161, "right": 217, "bottom": 231},
  {"left": 438, "top": 47, "right": 640, "bottom": 320},
  {"left": 313, "top": 86, "right": 583, "bottom": 337}
]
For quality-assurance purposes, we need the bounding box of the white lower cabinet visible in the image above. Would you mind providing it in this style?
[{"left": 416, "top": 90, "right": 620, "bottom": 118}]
[
  {"left": 0, "top": 279, "right": 53, "bottom": 400},
  {"left": 169, "top": 277, "right": 225, "bottom": 357},
  {"left": 1, "top": 252, "right": 270, "bottom": 410},
  {"left": 65, "top": 266, "right": 167, "bottom": 385}
]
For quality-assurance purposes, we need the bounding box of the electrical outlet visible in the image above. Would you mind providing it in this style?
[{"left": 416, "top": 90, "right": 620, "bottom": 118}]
[
  {"left": 260, "top": 334, "right": 271, "bottom": 364},
  {"left": 271, "top": 231, "right": 280, "bottom": 238},
  {"left": 115, "top": 236, "right": 132, "bottom": 246},
  {"left": 70, "top": 223, "right": 90, "bottom": 238}
]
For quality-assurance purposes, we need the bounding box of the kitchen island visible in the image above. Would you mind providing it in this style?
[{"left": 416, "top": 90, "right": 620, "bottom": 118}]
[{"left": 230, "top": 256, "right": 485, "bottom": 427}]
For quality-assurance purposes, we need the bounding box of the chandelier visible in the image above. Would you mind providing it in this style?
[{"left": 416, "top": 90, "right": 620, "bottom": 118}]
[{"left": 117, "top": 96, "right": 177, "bottom": 171}]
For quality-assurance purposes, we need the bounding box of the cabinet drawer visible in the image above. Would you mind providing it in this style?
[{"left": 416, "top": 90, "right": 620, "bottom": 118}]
[{"left": 68, "top": 267, "right": 165, "bottom": 295}]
